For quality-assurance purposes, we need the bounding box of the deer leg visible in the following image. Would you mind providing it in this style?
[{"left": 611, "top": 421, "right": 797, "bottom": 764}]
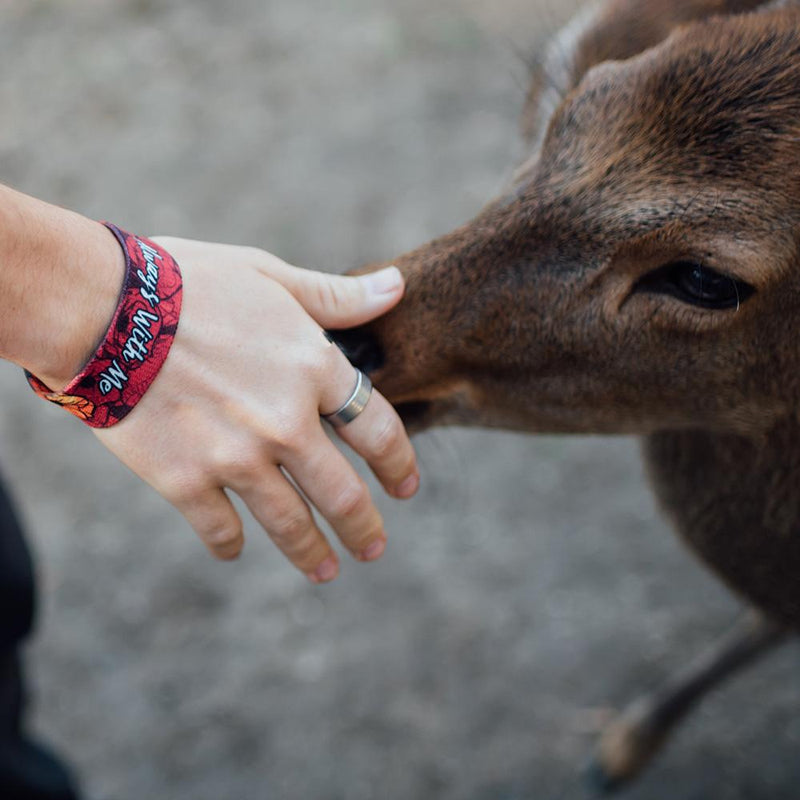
[{"left": 586, "top": 611, "right": 790, "bottom": 793}]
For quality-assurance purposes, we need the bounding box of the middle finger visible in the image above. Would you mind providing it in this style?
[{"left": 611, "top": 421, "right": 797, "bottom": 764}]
[{"left": 281, "top": 432, "right": 387, "bottom": 562}]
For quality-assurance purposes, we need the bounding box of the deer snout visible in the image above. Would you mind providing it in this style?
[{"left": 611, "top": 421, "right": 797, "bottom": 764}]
[
  {"left": 327, "top": 318, "right": 440, "bottom": 431},
  {"left": 327, "top": 326, "right": 385, "bottom": 374},
  {"left": 334, "top": 213, "right": 522, "bottom": 432},
  {"left": 329, "top": 259, "right": 459, "bottom": 432}
]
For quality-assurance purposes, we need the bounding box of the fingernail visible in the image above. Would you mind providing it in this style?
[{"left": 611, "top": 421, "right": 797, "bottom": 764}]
[
  {"left": 362, "top": 266, "right": 402, "bottom": 296},
  {"left": 360, "top": 538, "right": 386, "bottom": 562},
  {"left": 309, "top": 556, "right": 338, "bottom": 584},
  {"left": 395, "top": 473, "right": 419, "bottom": 499}
]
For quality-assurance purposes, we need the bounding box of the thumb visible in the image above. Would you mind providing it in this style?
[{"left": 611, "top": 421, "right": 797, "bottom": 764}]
[{"left": 284, "top": 266, "right": 405, "bottom": 329}]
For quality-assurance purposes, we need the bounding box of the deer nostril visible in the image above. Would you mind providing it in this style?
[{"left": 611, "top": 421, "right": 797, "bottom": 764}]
[{"left": 326, "top": 327, "right": 385, "bottom": 374}]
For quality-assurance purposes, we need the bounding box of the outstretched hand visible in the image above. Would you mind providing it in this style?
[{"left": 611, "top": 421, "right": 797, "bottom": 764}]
[{"left": 95, "top": 238, "right": 419, "bottom": 583}]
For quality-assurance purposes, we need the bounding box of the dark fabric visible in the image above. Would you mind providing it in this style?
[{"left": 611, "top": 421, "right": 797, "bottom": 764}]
[
  {"left": 0, "top": 476, "right": 81, "bottom": 800},
  {"left": 0, "top": 655, "right": 80, "bottom": 800},
  {"left": 0, "top": 476, "right": 35, "bottom": 651}
]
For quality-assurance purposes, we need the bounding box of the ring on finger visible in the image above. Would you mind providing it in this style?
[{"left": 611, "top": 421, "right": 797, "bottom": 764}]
[{"left": 322, "top": 369, "right": 373, "bottom": 427}]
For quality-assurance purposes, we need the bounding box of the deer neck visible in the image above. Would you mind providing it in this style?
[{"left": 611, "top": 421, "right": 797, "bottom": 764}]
[{"left": 643, "top": 419, "right": 800, "bottom": 627}]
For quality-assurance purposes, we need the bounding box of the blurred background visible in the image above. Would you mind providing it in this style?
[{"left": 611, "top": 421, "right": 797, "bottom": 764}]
[{"left": 0, "top": 1, "right": 798, "bottom": 798}]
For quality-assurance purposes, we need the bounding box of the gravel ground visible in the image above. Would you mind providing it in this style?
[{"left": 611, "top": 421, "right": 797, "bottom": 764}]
[{"left": 0, "top": 1, "right": 798, "bottom": 799}]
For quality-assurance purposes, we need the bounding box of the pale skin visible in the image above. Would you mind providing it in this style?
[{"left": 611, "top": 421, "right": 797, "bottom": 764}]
[{"left": 0, "top": 184, "right": 419, "bottom": 583}]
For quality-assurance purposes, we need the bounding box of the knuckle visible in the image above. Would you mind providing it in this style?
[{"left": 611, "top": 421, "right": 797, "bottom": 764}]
[
  {"left": 303, "top": 334, "right": 343, "bottom": 381},
  {"left": 370, "top": 417, "right": 403, "bottom": 459},
  {"left": 286, "top": 419, "right": 314, "bottom": 449},
  {"left": 314, "top": 274, "right": 359, "bottom": 319},
  {"left": 204, "top": 525, "right": 242, "bottom": 550},
  {"left": 210, "top": 448, "right": 263, "bottom": 483},
  {"left": 349, "top": 524, "right": 385, "bottom": 556},
  {"left": 321, "top": 336, "right": 345, "bottom": 372},
  {"left": 234, "top": 457, "right": 266, "bottom": 486},
  {"left": 400, "top": 451, "right": 418, "bottom": 475},
  {"left": 312, "top": 274, "right": 340, "bottom": 312},
  {"left": 294, "top": 341, "right": 327, "bottom": 377},
  {"left": 288, "top": 535, "right": 325, "bottom": 568},
  {"left": 332, "top": 481, "right": 368, "bottom": 519},
  {"left": 271, "top": 511, "right": 311, "bottom": 544},
  {"left": 273, "top": 419, "right": 312, "bottom": 456},
  {"left": 163, "top": 474, "right": 207, "bottom": 506}
]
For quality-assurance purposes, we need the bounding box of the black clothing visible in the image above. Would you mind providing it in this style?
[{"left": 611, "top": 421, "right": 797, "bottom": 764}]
[{"left": 0, "top": 475, "right": 80, "bottom": 800}]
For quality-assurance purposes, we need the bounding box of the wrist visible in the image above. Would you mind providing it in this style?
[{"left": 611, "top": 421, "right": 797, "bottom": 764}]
[
  {"left": 0, "top": 186, "right": 125, "bottom": 389},
  {"left": 26, "top": 225, "right": 184, "bottom": 428}
]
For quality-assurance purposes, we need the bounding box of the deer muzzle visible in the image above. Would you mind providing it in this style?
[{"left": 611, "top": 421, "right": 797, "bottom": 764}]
[{"left": 331, "top": 200, "right": 547, "bottom": 432}]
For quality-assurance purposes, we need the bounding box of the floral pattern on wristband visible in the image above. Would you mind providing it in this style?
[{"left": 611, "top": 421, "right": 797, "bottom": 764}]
[{"left": 25, "top": 223, "right": 183, "bottom": 428}]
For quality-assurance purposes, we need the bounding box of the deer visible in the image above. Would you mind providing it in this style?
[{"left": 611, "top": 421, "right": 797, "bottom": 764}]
[{"left": 330, "top": 0, "right": 800, "bottom": 790}]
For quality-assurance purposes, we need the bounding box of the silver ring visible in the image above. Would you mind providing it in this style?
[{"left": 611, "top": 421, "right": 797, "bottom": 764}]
[{"left": 322, "top": 370, "right": 373, "bottom": 427}]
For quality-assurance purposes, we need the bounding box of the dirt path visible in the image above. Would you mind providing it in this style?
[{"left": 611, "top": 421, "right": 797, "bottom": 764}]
[{"left": 0, "top": 1, "right": 797, "bottom": 798}]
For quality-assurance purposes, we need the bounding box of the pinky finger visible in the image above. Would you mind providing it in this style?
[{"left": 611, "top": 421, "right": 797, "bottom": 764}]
[{"left": 175, "top": 487, "right": 245, "bottom": 561}]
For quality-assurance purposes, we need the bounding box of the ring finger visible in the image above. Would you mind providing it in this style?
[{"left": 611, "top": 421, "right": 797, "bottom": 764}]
[
  {"left": 331, "top": 387, "right": 419, "bottom": 499},
  {"left": 320, "top": 358, "right": 419, "bottom": 499}
]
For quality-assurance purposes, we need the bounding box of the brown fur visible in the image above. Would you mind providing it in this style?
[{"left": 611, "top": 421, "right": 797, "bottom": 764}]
[{"left": 349, "top": 0, "right": 800, "bottom": 628}]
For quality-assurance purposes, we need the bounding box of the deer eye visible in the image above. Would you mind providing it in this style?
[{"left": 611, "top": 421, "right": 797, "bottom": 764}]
[{"left": 636, "top": 261, "right": 754, "bottom": 310}]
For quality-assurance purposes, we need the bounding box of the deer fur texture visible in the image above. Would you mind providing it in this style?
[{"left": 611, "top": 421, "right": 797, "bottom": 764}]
[{"left": 345, "top": 0, "right": 800, "bottom": 631}]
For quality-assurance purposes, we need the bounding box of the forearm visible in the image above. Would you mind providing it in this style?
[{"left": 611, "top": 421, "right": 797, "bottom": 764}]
[{"left": 0, "top": 184, "right": 124, "bottom": 389}]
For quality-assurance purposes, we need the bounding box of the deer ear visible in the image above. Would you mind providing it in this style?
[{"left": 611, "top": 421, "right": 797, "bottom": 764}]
[{"left": 522, "top": 0, "right": 775, "bottom": 147}]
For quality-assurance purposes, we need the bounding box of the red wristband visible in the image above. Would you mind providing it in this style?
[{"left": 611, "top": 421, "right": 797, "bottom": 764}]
[{"left": 26, "top": 223, "right": 183, "bottom": 428}]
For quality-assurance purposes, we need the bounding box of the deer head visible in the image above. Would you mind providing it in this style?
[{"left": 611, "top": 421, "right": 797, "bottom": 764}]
[{"left": 337, "top": 1, "right": 800, "bottom": 439}]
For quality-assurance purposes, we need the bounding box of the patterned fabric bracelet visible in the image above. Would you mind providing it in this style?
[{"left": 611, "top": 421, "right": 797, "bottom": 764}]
[{"left": 26, "top": 223, "right": 183, "bottom": 428}]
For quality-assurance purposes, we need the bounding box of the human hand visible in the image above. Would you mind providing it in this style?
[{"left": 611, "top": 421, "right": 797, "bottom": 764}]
[{"left": 94, "top": 238, "right": 419, "bottom": 583}]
